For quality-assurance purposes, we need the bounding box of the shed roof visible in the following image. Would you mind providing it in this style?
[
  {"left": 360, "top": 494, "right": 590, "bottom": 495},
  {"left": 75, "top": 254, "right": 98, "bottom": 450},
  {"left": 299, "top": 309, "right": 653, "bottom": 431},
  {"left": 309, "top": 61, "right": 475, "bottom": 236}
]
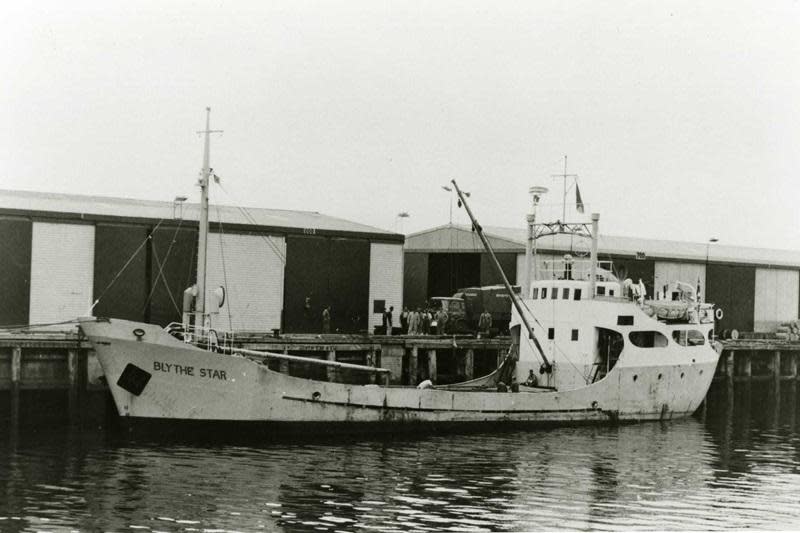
[
  {"left": 405, "top": 224, "right": 800, "bottom": 269},
  {"left": 0, "top": 189, "right": 402, "bottom": 241}
]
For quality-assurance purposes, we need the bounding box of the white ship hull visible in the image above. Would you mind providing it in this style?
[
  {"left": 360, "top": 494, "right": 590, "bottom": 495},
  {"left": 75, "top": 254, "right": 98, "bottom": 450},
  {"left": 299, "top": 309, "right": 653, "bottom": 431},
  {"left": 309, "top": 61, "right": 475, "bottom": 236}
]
[{"left": 81, "top": 318, "right": 718, "bottom": 431}]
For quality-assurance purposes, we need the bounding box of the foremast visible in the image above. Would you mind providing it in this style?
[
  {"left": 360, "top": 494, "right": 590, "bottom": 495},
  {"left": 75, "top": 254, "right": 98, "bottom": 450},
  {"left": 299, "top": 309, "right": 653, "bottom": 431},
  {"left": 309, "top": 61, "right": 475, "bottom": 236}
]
[{"left": 450, "top": 180, "right": 553, "bottom": 374}]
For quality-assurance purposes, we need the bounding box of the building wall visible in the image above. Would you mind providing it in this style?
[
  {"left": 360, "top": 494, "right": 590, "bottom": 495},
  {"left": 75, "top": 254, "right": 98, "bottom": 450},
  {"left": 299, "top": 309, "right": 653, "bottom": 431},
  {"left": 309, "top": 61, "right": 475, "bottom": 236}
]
[
  {"left": 369, "top": 243, "right": 404, "bottom": 330},
  {"left": 515, "top": 253, "right": 562, "bottom": 287},
  {"left": 93, "top": 223, "right": 149, "bottom": 322},
  {"left": 205, "top": 232, "right": 285, "bottom": 331},
  {"left": 29, "top": 222, "right": 95, "bottom": 326},
  {"left": 754, "top": 268, "right": 799, "bottom": 332},
  {"left": 0, "top": 218, "right": 32, "bottom": 326},
  {"left": 654, "top": 262, "right": 706, "bottom": 299}
]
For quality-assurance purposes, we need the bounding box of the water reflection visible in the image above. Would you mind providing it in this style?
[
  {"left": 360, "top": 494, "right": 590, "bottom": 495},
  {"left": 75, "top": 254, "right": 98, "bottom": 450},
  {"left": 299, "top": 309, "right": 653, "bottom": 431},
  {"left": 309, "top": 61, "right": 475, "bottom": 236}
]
[{"left": 1, "top": 383, "right": 800, "bottom": 531}]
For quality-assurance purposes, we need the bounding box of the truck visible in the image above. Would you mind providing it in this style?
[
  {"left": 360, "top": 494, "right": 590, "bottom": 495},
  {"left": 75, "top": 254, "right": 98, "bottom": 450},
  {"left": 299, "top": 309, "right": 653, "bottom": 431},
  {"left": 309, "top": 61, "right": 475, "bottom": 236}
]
[{"left": 428, "top": 284, "right": 520, "bottom": 335}]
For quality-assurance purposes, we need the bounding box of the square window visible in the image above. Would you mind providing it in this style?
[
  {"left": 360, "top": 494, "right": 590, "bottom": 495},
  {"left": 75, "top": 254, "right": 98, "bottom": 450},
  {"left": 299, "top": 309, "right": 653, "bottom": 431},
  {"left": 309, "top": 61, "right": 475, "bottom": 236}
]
[
  {"left": 548, "top": 327, "right": 555, "bottom": 340},
  {"left": 541, "top": 287, "right": 547, "bottom": 299},
  {"left": 597, "top": 286, "right": 606, "bottom": 296},
  {"left": 574, "top": 289, "right": 582, "bottom": 300},
  {"left": 571, "top": 329, "right": 579, "bottom": 341},
  {"left": 609, "top": 289, "right": 615, "bottom": 296},
  {"left": 562, "top": 288, "right": 569, "bottom": 299}
]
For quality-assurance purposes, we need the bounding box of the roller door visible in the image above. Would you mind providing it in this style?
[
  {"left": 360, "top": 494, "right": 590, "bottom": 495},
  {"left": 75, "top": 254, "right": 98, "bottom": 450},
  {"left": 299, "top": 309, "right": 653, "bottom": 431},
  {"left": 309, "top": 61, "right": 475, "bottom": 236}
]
[
  {"left": 93, "top": 223, "right": 149, "bottom": 322},
  {"left": 370, "top": 243, "right": 403, "bottom": 329},
  {"left": 480, "top": 253, "right": 517, "bottom": 287},
  {"left": 654, "top": 262, "right": 706, "bottom": 300},
  {"left": 427, "top": 253, "right": 480, "bottom": 298},
  {"left": 284, "top": 236, "right": 370, "bottom": 333},
  {"left": 30, "top": 222, "right": 94, "bottom": 326},
  {"left": 0, "top": 218, "right": 32, "bottom": 326},
  {"left": 706, "top": 264, "right": 755, "bottom": 333},
  {"left": 205, "top": 232, "right": 285, "bottom": 331},
  {"left": 754, "top": 269, "right": 799, "bottom": 332},
  {"left": 329, "top": 238, "right": 370, "bottom": 333},
  {"left": 148, "top": 225, "right": 197, "bottom": 327},
  {"left": 403, "top": 252, "right": 428, "bottom": 311}
]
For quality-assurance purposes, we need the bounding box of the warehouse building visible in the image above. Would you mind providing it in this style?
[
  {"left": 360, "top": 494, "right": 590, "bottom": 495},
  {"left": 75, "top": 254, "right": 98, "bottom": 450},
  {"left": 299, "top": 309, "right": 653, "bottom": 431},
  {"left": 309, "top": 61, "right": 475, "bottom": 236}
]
[
  {"left": 0, "top": 190, "right": 404, "bottom": 334},
  {"left": 404, "top": 224, "right": 800, "bottom": 335}
]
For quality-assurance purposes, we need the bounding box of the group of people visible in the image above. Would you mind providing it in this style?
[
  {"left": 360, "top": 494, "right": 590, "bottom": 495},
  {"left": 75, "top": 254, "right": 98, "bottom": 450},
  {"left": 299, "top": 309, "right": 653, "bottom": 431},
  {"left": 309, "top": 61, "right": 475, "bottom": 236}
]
[{"left": 394, "top": 307, "right": 448, "bottom": 335}]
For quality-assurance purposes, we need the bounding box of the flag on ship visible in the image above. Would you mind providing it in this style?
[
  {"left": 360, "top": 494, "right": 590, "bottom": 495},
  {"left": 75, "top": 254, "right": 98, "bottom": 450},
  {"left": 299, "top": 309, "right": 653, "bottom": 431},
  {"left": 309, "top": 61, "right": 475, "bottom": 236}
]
[{"left": 576, "top": 183, "right": 585, "bottom": 213}]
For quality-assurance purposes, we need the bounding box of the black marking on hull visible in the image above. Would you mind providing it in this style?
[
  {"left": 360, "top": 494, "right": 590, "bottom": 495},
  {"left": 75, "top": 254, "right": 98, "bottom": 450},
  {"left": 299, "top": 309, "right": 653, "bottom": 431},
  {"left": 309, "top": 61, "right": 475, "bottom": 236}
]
[{"left": 117, "top": 363, "right": 152, "bottom": 396}]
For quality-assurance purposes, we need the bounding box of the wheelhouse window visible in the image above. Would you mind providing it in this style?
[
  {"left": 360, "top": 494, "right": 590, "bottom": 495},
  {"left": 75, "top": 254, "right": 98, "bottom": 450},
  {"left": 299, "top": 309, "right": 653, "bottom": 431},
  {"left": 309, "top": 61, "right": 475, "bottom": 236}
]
[
  {"left": 597, "top": 286, "right": 606, "bottom": 296},
  {"left": 562, "top": 288, "right": 570, "bottom": 299},
  {"left": 573, "top": 288, "right": 582, "bottom": 300},
  {"left": 541, "top": 287, "right": 547, "bottom": 299},
  {"left": 571, "top": 329, "right": 579, "bottom": 341},
  {"left": 673, "top": 330, "right": 706, "bottom": 346},
  {"left": 628, "top": 331, "right": 668, "bottom": 348},
  {"left": 532, "top": 287, "right": 539, "bottom": 299},
  {"left": 548, "top": 328, "right": 555, "bottom": 340},
  {"left": 617, "top": 315, "right": 634, "bottom": 326},
  {"left": 551, "top": 287, "right": 558, "bottom": 299}
]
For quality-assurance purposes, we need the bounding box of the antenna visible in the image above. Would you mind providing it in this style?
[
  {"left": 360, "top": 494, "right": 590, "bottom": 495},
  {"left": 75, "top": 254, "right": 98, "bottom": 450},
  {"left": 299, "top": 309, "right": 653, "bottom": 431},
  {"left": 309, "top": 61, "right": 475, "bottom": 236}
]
[{"left": 551, "top": 155, "right": 577, "bottom": 222}]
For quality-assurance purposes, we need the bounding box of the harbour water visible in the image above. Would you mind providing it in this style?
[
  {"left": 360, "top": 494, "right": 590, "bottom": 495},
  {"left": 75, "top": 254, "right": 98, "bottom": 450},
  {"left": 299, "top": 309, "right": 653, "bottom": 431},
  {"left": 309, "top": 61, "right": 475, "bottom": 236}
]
[{"left": 2, "top": 382, "right": 800, "bottom": 532}]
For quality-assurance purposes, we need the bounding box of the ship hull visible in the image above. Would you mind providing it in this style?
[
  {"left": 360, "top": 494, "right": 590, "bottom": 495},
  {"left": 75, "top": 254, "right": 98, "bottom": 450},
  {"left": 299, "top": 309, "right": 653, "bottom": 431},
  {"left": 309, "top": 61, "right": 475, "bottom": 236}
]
[{"left": 81, "top": 319, "right": 718, "bottom": 432}]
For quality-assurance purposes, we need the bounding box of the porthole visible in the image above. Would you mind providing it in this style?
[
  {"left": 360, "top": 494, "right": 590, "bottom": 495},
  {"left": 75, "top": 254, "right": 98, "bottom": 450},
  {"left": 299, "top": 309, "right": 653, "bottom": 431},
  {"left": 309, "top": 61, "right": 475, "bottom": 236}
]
[
  {"left": 657, "top": 373, "right": 662, "bottom": 380},
  {"left": 633, "top": 375, "right": 638, "bottom": 382},
  {"left": 680, "top": 372, "right": 685, "bottom": 379},
  {"left": 699, "top": 370, "right": 704, "bottom": 375}
]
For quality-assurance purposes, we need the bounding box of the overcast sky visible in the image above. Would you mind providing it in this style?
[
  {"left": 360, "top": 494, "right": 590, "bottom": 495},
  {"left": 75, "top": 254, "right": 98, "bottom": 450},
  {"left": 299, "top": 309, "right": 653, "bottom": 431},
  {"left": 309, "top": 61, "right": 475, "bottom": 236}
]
[{"left": 3, "top": 1, "right": 799, "bottom": 250}]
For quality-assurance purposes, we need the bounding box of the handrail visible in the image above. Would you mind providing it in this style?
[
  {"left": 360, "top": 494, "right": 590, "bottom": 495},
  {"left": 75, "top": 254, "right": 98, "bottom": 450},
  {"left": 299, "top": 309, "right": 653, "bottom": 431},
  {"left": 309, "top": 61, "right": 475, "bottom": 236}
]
[{"left": 232, "top": 346, "right": 391, "bottom": 374}]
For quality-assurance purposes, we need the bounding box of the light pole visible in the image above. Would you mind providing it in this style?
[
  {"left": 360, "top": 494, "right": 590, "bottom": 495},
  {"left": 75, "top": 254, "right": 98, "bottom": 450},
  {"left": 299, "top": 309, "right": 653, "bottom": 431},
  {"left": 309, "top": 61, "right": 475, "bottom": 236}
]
[
  {"left": 442, "top": 185, "right": 469, "bottom": 225},
  {"left": 396, "top": 211, "right": 410, "bottom": 233},
  {"left": 704, "top": 237, "right": 718, "bottom": 303},
  {"left": 524, "top": 186, "right": 549, "bottom": 296}
]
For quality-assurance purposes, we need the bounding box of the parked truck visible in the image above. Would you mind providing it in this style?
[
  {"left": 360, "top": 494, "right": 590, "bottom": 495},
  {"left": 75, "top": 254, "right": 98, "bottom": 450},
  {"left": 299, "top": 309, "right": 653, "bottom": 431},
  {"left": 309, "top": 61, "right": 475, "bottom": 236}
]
[{"left": 428, "top": 284, "right": 520, "bottom": 335}]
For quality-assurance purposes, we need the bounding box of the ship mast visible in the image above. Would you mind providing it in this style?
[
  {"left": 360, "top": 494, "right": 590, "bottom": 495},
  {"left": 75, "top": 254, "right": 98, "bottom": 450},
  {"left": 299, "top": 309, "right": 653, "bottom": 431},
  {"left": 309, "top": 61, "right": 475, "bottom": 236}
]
[
  {"left": 450, "top": 180, "right": 552, "bottom": 372},
  {"left": 195, "top": 107, "right": 222, "bottom": 325}
]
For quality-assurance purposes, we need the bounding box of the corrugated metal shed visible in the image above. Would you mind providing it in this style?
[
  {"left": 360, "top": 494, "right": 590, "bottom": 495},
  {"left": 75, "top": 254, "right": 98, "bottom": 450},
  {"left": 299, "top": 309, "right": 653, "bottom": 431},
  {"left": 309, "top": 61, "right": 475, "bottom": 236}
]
[
  {"left": 0, "top": 189, "right": 402, "bottom": 241},
  {"left": 405, "top": 224, "right": 800, "bottom": 269}
]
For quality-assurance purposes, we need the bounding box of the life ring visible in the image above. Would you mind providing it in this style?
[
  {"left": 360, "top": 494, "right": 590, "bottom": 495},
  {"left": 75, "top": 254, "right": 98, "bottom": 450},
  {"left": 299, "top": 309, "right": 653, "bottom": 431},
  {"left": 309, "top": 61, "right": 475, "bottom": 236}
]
[{"left": 715, "top": 308, "right": 724, "bottom": 320}]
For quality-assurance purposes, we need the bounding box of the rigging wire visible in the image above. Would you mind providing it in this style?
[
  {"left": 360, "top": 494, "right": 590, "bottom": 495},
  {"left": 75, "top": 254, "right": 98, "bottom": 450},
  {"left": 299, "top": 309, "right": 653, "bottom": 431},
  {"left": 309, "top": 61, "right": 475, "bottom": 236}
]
[
  {"left": 90, "top": 218, "right": 165, "bottom": 313},
  {"left": 215, "top": 205, "right": 234, "bottom": 331},
  {"left": 141, "top": 221, "right": 184, "bottom": 317},
  {"left": 215, "top": 182, "right": 287, "bottom": 264}
]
